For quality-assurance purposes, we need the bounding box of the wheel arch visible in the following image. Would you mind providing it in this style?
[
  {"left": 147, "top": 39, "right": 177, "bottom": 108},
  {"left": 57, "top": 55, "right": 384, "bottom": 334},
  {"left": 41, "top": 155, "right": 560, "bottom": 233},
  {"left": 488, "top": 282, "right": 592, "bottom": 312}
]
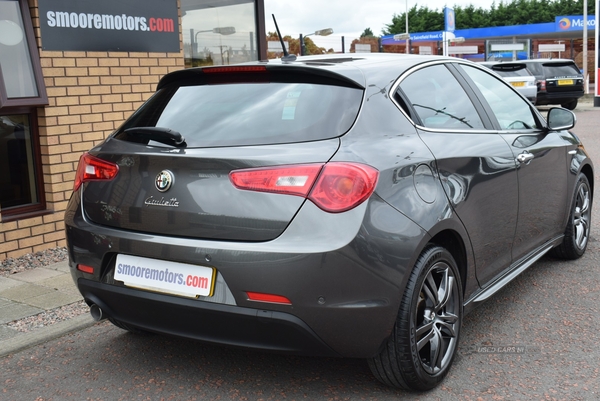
[
  {"left": 428, "top": 229, "right": 469, "bottom": 296},
  {"left": 580, "top": 163, "right": 594, "bottom": 200}
]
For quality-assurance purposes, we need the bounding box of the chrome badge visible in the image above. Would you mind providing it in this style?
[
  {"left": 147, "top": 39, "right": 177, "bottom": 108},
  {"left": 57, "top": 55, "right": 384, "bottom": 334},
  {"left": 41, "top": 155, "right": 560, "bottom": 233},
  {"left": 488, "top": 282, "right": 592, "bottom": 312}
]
[{"left": 155, "top": 170, "right": 174, "bottom": 192}]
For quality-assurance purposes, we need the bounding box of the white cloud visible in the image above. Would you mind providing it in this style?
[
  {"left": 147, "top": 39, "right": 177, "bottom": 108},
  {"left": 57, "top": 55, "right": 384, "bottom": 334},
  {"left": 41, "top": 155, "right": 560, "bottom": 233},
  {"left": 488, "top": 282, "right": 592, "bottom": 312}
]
[{"left": 264, "top": 0, "right": 495, "bottom": 50}]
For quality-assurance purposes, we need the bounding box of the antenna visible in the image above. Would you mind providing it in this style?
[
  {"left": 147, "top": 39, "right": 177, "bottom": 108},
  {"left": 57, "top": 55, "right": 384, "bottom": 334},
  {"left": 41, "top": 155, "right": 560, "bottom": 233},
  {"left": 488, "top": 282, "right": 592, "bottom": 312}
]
[{"left": 272, "top": 14, "right": 296, "bottom": 62}]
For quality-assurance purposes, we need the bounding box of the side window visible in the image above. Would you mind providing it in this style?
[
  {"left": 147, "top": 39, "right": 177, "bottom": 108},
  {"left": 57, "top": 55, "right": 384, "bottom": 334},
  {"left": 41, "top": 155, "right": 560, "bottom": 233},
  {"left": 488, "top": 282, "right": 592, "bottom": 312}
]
[
  {"left": 459, "top": 64, "right": 540, "bottom": 130},
  {"left": 398, "top": 64, "right": 485, "bottom": 130}
]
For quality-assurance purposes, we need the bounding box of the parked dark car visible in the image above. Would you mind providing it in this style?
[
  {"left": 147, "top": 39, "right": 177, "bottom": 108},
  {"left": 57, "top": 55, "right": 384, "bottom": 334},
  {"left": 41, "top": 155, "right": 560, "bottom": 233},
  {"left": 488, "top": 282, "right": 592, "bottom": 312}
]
[
  {"left": 65, "top": 54, "right": 594, "bottom": 392},
  {"left": 521, "top": 58, "right": 584, "bottom": 110}
]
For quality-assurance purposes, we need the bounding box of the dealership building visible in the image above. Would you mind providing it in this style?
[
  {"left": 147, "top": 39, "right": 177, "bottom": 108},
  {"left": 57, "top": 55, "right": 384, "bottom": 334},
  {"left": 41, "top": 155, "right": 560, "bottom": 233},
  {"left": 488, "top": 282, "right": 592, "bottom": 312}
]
[{"left": 0, "top": 0, "right": 267, "bottom": 261}]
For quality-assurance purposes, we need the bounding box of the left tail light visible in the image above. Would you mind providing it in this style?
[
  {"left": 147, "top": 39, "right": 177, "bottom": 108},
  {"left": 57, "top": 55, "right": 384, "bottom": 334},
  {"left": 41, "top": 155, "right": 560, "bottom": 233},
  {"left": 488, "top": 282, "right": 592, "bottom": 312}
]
[
  {"left": 73, "top": 152, "right": 119, "bottom": 191},
  {"left": 229, "top": 162, "right": 379, "bottom": 213}
]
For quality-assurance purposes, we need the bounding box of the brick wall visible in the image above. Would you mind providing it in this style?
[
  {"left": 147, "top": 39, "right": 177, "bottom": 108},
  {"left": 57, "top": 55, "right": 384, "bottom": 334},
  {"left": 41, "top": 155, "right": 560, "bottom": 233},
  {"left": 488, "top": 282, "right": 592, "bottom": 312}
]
[{"left": 0, "top": 0, "right": 184, "bottom": 260}]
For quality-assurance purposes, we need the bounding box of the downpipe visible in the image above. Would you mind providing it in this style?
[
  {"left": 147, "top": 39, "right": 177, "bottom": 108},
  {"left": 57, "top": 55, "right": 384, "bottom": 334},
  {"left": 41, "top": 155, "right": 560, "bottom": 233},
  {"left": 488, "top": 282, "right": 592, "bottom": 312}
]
[{"left": 89, "top": 303, "right": 107, "bottom": 321}]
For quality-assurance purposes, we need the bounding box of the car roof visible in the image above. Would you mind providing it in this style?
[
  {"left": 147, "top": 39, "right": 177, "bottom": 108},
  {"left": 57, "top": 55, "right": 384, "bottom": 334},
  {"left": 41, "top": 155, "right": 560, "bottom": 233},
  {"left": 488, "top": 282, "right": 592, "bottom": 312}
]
[{"left": 157, "top": 53, "right": 468, "bottom": 92}]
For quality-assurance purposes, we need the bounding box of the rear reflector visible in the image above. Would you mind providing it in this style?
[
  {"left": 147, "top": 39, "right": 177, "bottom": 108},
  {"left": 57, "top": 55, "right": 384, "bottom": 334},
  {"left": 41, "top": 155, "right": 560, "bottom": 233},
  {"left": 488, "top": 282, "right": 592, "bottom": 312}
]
[
  {"left": 73, "top": 152, "right": 119, "bottom": 191},
  {"left": 246, "top": 292, "right": 292, "bottom": 305},
  {"left": 229, "top": 162, "right": 379, "bottom": 213},
  {"left": 77, "top": 264, "right": 95, "bottom": 274}
]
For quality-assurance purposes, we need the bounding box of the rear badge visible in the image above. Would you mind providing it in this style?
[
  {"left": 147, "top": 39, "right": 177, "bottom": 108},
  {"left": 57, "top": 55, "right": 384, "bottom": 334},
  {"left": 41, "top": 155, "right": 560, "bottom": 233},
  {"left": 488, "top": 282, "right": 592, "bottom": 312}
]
[{"left": 155, "top": 170, "right": 174, "bottom": 192}]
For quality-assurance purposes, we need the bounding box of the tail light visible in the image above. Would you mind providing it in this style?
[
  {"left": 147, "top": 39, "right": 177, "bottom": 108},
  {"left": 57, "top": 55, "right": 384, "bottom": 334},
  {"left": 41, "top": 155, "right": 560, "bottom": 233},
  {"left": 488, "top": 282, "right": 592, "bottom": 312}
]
[
  {"left": 73, "top": 152, "right": 119, "bottom": 191},
  {"left": 230, "top": 162, "right": 379, "bottom": 213},
  {"left": 538, "top": 79, "right": 546, "bottom": 91}
]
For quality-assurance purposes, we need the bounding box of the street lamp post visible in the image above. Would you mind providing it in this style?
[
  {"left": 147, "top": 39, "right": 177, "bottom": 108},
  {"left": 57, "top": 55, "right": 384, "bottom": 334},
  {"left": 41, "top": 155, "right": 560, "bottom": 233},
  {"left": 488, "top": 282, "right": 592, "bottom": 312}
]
[
  {"left": 299, "top": 28, "right": 333, "bottom": 56},
  {"left": 192, "top": 26, "right": 236, "bottom": 61}
]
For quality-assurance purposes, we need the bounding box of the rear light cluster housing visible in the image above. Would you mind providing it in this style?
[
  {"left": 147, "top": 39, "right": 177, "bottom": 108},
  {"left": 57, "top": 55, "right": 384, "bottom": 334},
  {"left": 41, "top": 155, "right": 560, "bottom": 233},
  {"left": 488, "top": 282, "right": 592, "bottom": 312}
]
[
  {"left": 72, "top": 154, "right": 379, "bottom": 214},
  {"left": 230, "top": 162, "right": 379, "bottom": 213},
  {"left": 73, "top": 152, "right": 119, "bottom": 191}
]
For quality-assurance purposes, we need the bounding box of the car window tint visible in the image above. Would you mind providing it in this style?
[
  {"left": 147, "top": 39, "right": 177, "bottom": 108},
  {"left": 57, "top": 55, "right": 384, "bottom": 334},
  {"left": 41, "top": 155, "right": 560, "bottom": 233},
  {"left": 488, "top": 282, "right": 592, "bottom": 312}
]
[
  {"left": 114, "top": 83, "right": 363, "bottom": 147},
  {"left": 459, "top": 65, "right": 540, "bottom": 130},
  {"left": 399, "top": 64, "right": 485, "bottom": 130},
  {"left": 543, "top": 63, "right": 581, "bottom": 76}
]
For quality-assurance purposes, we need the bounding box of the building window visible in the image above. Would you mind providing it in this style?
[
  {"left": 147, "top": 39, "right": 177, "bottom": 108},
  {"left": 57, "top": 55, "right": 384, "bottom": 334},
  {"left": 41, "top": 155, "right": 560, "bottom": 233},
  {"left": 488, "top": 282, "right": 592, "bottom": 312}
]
[
  {"left": 182, "top": 0, "right": 261, "bottom": 67},
  {"left": 0, "top": 110, "right": 44, "bottom": 216},
  {"left": 0, "top": 0, "right": 47, "bottom": 219},
  {"left": 0, "top": 0, "right": 47, "bottom": 108}
]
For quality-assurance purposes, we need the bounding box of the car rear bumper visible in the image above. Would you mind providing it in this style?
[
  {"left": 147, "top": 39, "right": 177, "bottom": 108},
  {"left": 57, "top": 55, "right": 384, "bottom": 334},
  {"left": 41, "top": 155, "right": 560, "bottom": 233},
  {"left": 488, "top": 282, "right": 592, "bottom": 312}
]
[
  {"left": 65, "top": 192, "right": 427, "bottom": 357},
  {"left": 78, "top": 278, "right": 340, "bottom": 356},
  {"left": 536, "top": 90, "right": 584, "bottom": 105}
]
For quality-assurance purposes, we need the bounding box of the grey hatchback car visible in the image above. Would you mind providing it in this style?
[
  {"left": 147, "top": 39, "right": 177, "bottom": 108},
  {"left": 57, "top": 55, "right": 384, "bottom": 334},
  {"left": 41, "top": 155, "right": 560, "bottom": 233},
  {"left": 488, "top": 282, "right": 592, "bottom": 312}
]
[{"left": 65, "top": 54, "right": 593, "bottom": 391}]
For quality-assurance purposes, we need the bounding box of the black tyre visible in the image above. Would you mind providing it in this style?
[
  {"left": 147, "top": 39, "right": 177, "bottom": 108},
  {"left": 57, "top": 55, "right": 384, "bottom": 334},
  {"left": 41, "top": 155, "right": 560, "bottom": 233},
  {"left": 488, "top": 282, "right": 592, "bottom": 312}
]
[
  {"left": 550, "top": 173, "right": 592, "bottom": 259},
  {"left": 368, "top": 245, "right": 462, "bottom": 391},
  {"left": 561, "top": 100, "right": 578, "bottom": 110}
]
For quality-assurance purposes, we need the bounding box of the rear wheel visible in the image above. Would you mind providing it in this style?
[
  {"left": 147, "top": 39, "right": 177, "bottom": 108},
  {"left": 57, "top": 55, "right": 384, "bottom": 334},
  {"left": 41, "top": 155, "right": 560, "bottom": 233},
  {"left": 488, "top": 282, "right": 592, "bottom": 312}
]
[
  {"left": 561, "top": 100, "right": 578, "bottom": 110},
  {"left": 368, "top": 245, "right": 462, "bottom": 391},
  {"left": 551, "top": 173, "right": 591, "bottom": 259}
]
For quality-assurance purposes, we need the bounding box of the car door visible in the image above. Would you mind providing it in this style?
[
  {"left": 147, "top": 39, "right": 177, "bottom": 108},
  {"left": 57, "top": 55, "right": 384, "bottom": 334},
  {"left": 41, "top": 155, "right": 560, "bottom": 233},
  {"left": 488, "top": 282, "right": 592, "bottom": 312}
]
[
  {"left": 457, "top": 64, "right": 569, "bottom": 264},
  {"left": 396, "top": 62, "right": 519, "bottom": 286}
]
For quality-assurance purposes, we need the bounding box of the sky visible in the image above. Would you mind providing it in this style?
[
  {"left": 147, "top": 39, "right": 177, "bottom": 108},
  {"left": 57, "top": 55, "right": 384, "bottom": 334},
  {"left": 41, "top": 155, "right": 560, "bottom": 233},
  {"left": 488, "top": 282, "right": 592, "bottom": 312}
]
[{"left": 263, "top": 0, "right": 494, "bottom": 50}]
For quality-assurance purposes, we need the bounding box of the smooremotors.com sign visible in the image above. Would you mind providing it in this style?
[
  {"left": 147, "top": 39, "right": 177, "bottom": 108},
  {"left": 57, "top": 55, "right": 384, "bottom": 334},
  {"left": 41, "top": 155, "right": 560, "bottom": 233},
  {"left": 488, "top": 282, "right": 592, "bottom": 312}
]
[{"left": 38, "top": 0, "right": 179, "bottom": 52}]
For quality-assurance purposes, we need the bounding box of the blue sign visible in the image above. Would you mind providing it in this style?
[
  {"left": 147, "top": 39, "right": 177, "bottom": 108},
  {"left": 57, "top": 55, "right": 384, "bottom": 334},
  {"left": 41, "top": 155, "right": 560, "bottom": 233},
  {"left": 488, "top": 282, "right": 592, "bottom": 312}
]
[
  {"left": 555, "top": 15, "right": 596, "bottom": 32},
  {"left": 445, "top": 7, "right": 456, "bottom": 32}
]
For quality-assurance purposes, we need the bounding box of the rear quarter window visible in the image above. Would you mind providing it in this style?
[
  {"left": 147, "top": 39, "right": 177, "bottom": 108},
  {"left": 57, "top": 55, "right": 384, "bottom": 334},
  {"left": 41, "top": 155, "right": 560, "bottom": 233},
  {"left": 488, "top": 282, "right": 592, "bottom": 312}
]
[{"left": 114, "top": 82, "right": 363, "bottom": 147}]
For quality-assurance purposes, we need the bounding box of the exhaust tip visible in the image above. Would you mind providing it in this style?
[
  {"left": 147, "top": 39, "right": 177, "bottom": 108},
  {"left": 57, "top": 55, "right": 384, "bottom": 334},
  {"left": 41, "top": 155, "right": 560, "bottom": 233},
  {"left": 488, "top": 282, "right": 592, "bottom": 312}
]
[{"left": 89, "top": 304, "right": 106, "bottom": 321}]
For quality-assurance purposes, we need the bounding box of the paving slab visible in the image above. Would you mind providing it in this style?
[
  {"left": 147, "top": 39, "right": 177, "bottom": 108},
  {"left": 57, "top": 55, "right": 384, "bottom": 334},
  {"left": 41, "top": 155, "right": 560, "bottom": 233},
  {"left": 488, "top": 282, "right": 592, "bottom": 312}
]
[
  {"left": 10, "top": 268, "right": 64, "bottom": 283},
  {"left": 0, "top": 283, "right": 54, "bottom": 302},
  {"left": 26, "top": 292, "right": 83, "bottom": 310},
  {"left": 0, "top": 302, "right": 43, "bottom": 324},
  {"left": 45, "top": 261, "right": 70, "bottom": 273},
  {"left": 0, "top": 277, "right": 25, "bottom": 292},
  {"left": 0, "top": 325, "right": 18, "bottom": 341},
  {"left": 38, "top": 274, "right": 77, "bottom": 291}
]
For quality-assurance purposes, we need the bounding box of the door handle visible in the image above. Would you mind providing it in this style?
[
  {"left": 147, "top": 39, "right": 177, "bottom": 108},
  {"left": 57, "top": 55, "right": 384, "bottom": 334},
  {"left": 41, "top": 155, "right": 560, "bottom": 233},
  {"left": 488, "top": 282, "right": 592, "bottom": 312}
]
[{"left": 516, "top": 152, "right": 534, "bottom": 165}]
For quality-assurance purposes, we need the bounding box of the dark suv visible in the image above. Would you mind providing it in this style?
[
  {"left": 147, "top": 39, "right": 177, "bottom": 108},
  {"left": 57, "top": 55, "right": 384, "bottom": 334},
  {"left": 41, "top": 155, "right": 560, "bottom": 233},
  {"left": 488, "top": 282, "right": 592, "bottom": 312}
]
[{"left": 522, "top": 59, "right": 584, "bottom": 110}]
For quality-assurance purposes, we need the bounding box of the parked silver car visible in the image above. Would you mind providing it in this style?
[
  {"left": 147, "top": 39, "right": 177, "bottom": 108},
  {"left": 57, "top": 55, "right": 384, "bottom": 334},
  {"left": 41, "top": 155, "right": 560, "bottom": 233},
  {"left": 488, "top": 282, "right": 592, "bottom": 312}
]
[{"left": 481, "top": 62, "right": 537, "bottom": 103}]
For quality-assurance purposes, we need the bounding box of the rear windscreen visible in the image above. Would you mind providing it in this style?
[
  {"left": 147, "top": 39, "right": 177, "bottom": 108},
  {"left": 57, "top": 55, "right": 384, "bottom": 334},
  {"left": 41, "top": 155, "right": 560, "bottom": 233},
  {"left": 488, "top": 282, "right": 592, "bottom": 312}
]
[
  {"left": 113, "top": 83, "right": 363, "bottom": 147},
  {"left": 543, "top": 63, "right": 581, "bottom": 77}
]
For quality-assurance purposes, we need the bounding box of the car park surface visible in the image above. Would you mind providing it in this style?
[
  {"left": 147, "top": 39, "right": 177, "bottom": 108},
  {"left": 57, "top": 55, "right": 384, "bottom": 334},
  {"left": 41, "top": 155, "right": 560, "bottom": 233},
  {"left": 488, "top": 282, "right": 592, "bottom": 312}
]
[{"left": 64, "top": 53, "right": 594, "bottom": 391}]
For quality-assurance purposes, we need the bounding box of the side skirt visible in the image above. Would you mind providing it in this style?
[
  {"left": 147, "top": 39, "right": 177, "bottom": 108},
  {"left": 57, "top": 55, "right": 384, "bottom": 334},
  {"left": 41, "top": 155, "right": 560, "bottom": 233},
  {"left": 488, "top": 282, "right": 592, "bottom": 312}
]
[{"left": 464, "top": 236, "right": 563, "bottom": 307}]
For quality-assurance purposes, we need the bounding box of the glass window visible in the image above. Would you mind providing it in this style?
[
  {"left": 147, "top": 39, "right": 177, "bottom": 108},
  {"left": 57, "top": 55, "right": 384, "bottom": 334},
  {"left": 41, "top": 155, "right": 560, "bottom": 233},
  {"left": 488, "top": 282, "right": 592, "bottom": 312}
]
[
  {"left": 398, "top": 64, "right": 485, "bottom": 130},
  {"left": 181, "top": 0, "right": 258, "bottom": 67},
  {"left": 459, "top": 64, "right": 540, "bottom": 130},
  {"left": 0, "top": 113, "right": 41, "bottom": 210},
  {"left": 114, "top": 82, "right": 363, "bottom": 147},
  {"left": 0, "top": 0, "right": 47, "bottom": 108}
]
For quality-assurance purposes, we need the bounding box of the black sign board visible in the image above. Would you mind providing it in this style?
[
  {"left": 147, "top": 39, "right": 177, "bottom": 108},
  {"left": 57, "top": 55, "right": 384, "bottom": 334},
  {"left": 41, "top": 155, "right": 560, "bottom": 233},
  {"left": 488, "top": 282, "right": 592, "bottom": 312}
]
[{"left": 38, "top": 0, "right": 179, "bottom": 52}]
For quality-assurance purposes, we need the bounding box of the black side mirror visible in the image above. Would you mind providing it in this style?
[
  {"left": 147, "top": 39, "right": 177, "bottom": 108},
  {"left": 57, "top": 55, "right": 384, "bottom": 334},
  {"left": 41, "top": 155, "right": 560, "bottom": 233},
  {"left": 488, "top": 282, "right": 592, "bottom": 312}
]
[{"left": 547, "top": 107, "right": 576, "bottom": 131}]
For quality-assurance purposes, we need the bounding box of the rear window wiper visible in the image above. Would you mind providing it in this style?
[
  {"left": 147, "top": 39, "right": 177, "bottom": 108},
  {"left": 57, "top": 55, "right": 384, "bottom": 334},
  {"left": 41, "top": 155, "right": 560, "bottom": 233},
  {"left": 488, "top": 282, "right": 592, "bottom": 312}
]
[{"left": 124, "top": 127, "right": 187, "bottom": 147}]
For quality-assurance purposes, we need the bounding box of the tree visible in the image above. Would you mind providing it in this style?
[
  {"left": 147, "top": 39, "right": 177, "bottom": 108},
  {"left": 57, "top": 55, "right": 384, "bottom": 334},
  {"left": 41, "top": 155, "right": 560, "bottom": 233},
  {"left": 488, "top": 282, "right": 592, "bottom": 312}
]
[
  {"left": 361, "top": 28, "right": 375, "bottom": 38},
  {"left": 382, "top": 0, "right": 595, "bottom": 35}
]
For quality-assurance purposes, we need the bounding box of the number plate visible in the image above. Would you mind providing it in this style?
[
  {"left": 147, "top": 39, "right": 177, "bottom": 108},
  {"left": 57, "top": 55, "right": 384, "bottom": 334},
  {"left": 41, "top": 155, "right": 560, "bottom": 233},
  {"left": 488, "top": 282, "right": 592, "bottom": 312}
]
[
  {"left": 511, "top": 81, "right": 525, "bottom": 87},
  {"left": 115, "top": 254, "right": 215, "bottom": 298},
  {"left": 558, "top": 79, "right": 574, "bottom": 86}
]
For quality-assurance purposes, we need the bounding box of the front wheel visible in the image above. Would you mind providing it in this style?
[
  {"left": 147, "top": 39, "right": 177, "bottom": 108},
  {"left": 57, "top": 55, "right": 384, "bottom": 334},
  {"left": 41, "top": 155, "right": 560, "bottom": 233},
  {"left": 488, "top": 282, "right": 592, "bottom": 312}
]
[
  {"left": 368, "top": 245, "right": 462, "bottom": 391},
  {"left": 551, "top": 173, "right": 592, "bottom": 259}
]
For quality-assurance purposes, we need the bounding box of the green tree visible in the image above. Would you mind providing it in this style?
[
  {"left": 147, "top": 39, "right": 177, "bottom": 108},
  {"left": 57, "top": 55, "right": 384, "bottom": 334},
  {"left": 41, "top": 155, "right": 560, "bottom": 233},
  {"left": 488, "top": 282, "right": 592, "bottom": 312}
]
[
  {"left": 382, "top": 0, "right": 595, "bottom": 35},
  {"left": 361, "top": 28, "right": 375, "bottom": 38}
]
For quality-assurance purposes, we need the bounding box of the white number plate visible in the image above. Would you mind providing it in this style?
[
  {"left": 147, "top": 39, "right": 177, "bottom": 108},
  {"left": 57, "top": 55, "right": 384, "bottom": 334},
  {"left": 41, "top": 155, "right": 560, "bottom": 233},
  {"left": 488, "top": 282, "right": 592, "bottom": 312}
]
[{"left": 115, "top": 254, "right": 215, "bottom": 298}]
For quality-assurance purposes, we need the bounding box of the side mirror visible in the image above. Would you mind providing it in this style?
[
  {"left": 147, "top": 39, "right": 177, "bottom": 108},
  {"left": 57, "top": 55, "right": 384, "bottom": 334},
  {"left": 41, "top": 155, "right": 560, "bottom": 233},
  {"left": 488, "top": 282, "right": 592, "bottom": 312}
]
[{"left": 547, "top": 107, "right": 576, "bottom": 131}]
